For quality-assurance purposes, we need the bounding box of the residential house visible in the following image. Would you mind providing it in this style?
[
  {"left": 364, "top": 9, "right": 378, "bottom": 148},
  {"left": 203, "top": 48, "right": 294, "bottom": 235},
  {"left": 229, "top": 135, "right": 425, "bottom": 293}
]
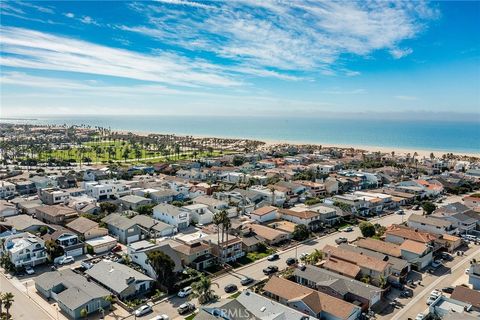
[
  {"left": 119, "top": 195, "right": 152, "bottom": 210},
  {"left": 192, "top": 195, "right": 228, "bottom": 212},
  {"left": 66, "top": 217, "right": 108, "bottom": 240},
  {"left": 293, "top": 203, "right": 342, "bottom": 227},
  {"left": 428, "top": 295, "right": 477, "bottom": 319},
  {"left": 3, "top": 214, "right": 49, "bottom": 233},
  {"left": 38, "top": 188, "right": 70, "bottom": 205},
  {"left": 127, "top": 240, "right": 183, "bottom": 278},
  {"left": 330, "top": 194, "right": 368, "bottom": 216},
  {"left": 243, "top": 223, "right": 291, "bottom": 245},
  {"left": 399, "top": 240, "right": 433, "bottom": 270},
  {"left": 130, "top": 214, "right": 176, "bottom": 237},
  {"left": 16, "top": 199, "right": 42, "bottom": 215},
  {"left": 86, "top": 260, "right": 154, "bottom": 299},
  {"left": 248, "top": 186, "right": 287, "bottom": 206},
  {"left": 356, "top": 238, "right": 402, "bottom": 258},
  {"left": 202, "top": 234, "right": 244, "bottom": 263},
  {"left": 0, "top": 201, "right": 16, "bottom": 218},
  {"left": 322, "top": 244, "right": 391, "bottom": 281},
  {"left": 183, "top": 203, "right": 214, "bottom": 225},
  {"left": 263, "top": 276, "right": 362, "bottom": 320},
  {"left": 30, "top": 175, "right": 58, "bottom": 190},
  {"left": 14, "top": 180, "right": 37, "bottom": 195},
  {"left": 170, "top": 240, "right": 214, "bottom": 270},
  {"left": 407, "top": 214, "right": 457, "bottom": 235},
  {"left": 198, "top": 290, "right": 317, "bottom": 320},
  {"left": 43, "top": 228, "right": 84, "bottom": 257},
  {"left": 0, "top": 181, "right": 16, "bottom": 199},
  {"left": 0, "top": 232, "right": 47, "bottom": 268},
  {"left": 153, "top": 203, "right": 190, "bottom": 229},
  {"left": 82, "top": 180, "right": 131, "bottom": 200},
  {"left": 298, "top": 180, "right": 327, "bottom": 197},
  {"left": 101, "top": 213, "right": 143, "bottom": 244},
  {"left": 468, "top": 261, "right": 480, "bottom": 290},
  {"left": 385, "top": 224, "right": 437, "bottom": 246},
  {"left": 464, "top": 194, "right": 480, "bottom": 209},
  {"left": 250, "top": 206, "right": 278, "bottom": 223},
  {"left": 451, "top": 286, "right": 480, "bottom": 312},
  {"left": 35, "top": 205, "right": 79, "bottom": 226},
  {"left": 35, "top": 269, "right": 111, "bottom": 320},
  {"left": 85, "top": 235, "right": 118, "bottom": 254},
  {"left": 294, "top": 265, "right": 383, "bottom": 310},
  {"left": 278, "top": 209, "right": 322, "bottom": 230},
  {"left": 149, "top": 189, "right": 179, "bottom": 203}
]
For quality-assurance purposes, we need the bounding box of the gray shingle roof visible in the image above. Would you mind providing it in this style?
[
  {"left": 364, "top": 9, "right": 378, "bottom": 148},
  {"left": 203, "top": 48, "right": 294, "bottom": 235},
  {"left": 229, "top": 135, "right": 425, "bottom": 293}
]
[
  {"left": 153, "top": 203, "right": 186, "bottom": 217},
  {"left": 35, "top": 269, "right": 110, "bottom": 311},
  {"left": 102, "top": 213, "right": 136, "bottom": 230},
  {"left": 294, "top": 265, "right": 382, "bottom": 301},
  {"left": 85, "top": 260, "right": 153, "bottom": 294}
]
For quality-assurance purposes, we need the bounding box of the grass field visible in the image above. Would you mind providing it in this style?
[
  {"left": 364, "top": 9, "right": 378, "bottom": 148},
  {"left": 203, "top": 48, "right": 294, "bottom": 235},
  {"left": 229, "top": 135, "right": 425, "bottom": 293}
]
[{"left": 38, "top": 140, "right": 231, "bottom": 164}]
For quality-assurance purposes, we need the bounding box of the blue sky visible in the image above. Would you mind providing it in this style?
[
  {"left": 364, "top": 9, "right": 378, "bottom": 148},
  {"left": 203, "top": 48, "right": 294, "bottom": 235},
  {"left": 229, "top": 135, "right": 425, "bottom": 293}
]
[{"left": 1, "top": 0, "right": 479, "bottom": 118}]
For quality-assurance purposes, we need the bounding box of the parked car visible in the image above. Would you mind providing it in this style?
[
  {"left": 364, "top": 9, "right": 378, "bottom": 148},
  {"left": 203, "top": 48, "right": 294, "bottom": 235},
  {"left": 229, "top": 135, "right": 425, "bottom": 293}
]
[
  {"left": 413, "top": 205, "right": 421, "bottom": 210},
  {"left": 25, "top": 266, "right": 35, "bottom": 275},
  {"left": 224, "top": 284, "right": 238, "bottom": 293},
  {"left": 177, "top": 302, "right": 195, "bottom": 315},
  {"left": 391, "top": 282, "right": 405, "bottom": 290},
  {"left": 111, "top": 245, "right": 122, "bottom": 252},
  {"left": 267, "top": 254, "right": 279, "bottom": 261},
  {"left": 465, "top": 268, "right": 470, "bottom": 274},
  {"left": 58, "top": 256, "right": 74, "bottom": 265},
  {"left": 297, "top": 263, "right": 306, "bottom": 271},
  {"left": 400, "top": 290, "right": 413, "bottom": 298},
  {"left": 134, "top": 305, "right": 152, "bottom": 317},
  {"left": 177, "top": 286, "right": 192, "bottom": 298},
  {"left": 442, "top": 286, "right": 454, "bottom": 294},
  {"left": 426, "top": 296, "right": 437, "bottom": 305},
  {"left": 286, "top": 257, "right": 297, "bottom": 266},
  {"left": 335, "top": 237, "right": 348, "bottom": 244},
  {"left": 263, "top": 265, "right": 279, "bottom": 275},
  {"left": 395, "top": 209, "right": 404, "bottom": 215},
  {"left": 431, "top": 260, "right": 442, "bottom": 268},
  {"left": 415, "top": 313, "right": 426, "bottom": 320},
  {"left": 81, "top": 261, "right": 93, "bottom": 269},
  {"left": 441, "top": 253, "right": 453, "bottom": 261},
  {"left": 342, "top": 226, "right": 353, "bottom": 232},
  {"left": 299, "top": 252, "right": 308, "bottom": 260},
  {"left": 149, "top": 315, "right": 169, "bottom": 320},
  {"left": 240, "top": 276, "right": 254, "bottom": 286}
]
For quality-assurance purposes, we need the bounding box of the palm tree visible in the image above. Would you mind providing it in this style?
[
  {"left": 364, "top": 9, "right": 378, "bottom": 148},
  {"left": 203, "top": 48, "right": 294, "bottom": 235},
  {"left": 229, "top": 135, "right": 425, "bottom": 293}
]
[
  {"left": 190, "top": 276, "right": 218, "bottom": 304},
  {"left": 212, "top": 212, "right": 223, "bottom": 258},
  {"left": 306, "top": 249, "right": 323, "bottom": 265},
  {"left": 104, "top": 295, "right": 115, "bottom": 311},
  {"left": 2, "top": 292, "right": 14, "bottom": 319},
  {"left": 269, "top": 186, "right": 276, "bottom": 206},
  {"left": 0, "top": 292, "right": 3, "bottom": 317},
  {"left": 378, "top": 275, "right": 387, "bottom": 289}
]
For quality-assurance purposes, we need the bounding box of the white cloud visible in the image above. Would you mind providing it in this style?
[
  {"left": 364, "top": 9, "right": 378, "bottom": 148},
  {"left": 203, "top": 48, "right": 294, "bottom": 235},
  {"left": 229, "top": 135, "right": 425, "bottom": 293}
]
[
  {"left": 390, "top": 48, "right": 414, "bottom": 59},
  {"left": 321, "top": 88, "right": 366, "bottom": 95},
  {"left": 154, "top": 0, "right": 215, "bottom": 9},
  {"left": 79, "top": 16, "right": 98, "bottom": 25},
  {"left": 395, "top": 95, "right": 418, "bottom": 101},
  {"left": 125, "top": 0, "right": 438, "bottom": 72},
  {"left": 0, "top": 27, "right": 241, "bottom": 88},
  {"left": 64, "top": 12, "right": 75, "bottom": 18}
]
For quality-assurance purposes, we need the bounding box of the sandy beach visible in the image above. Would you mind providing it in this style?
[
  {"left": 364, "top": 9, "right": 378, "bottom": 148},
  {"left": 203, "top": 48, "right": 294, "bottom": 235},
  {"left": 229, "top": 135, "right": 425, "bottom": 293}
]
[{"left": 114, "top": 128, "right": 479, "bottom": 159}]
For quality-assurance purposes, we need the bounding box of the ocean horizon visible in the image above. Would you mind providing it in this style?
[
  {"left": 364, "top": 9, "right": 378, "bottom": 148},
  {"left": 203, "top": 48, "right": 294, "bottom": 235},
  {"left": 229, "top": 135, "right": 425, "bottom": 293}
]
[{"left": 1, "top": 115, "right": 479, "bottom": 154}]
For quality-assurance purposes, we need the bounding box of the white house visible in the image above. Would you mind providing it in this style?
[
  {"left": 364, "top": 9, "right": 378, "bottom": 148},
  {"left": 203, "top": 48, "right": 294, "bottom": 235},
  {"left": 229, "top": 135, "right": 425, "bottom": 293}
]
[
  {"left": 1, "top": 232, "right": 47, "bottom": 268},
  {"left": 82, "top": 180, "right": 131, "bottom": 200},
  {"left": 407, "top": 214, "right": 457, "bottom": 235},
  {"left": 153, "top": 203, "right": 190, "bottom": 229},
  {"left": 192, "top": 195, "right": 228, "bottom": 212},
  {"left": 248, "top": 186, "right": 287, "bottom": 206},
  {"left": 250, "top": 206, "right": 278, "bottom": 223},
  {"left": 0, "top": 181, "right": 16, "bottom": 199},
  {"left": 183, "top": 204, "right": 214, "bottom": 225},
  {"left": 0, "top": 202, "right": 17, "bottom": 218}
]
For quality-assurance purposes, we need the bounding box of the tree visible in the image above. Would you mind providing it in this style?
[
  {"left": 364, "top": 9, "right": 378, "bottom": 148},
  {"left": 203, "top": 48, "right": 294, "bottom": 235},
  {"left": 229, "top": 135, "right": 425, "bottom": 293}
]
[
  {"left": 359, "top": 222, "right": 376, "bottom": 238},
  {"left": 0, "top": 292, "right": 3, "bottom": 317},
  {"left": 212, "top": 212, "right": 224, "bottom": 258},
  {"left": 306, "top": 249, "right": 323, "bottom": 265},
  {"left": 2, "top": 292, "right": 14, "bottom": 319},
  {"left": 378, "top": 275, "right": 387, "bottom": 289},
  {"left": 136, "top": 204, "right": 155, "bottom": 216},
  {"left": 104, "top": 295, "right": 115, "bottom": 311},
  {"left": 190, "top": 275, "right": 218, "bottom": 304},
  {"left": 45, "top": 240, "right": 64, "bottom": 260},
  {"left": 39, "top": 226, "right": 48, "bottom": 236},
  {"left": 80, "top": 307, "right": 88, "bottom": 318},
  {"left": 292, "top": 224, "right": 310, "bottom": 241},
  {"left": 147, "top": 250, "right": 176, "bottom": 291},
  {"left": 422, "top": 201, "right": 436, "bottom": 215},
  {"left": 100, "top": 202, "right": 117, "bottom": 214}
]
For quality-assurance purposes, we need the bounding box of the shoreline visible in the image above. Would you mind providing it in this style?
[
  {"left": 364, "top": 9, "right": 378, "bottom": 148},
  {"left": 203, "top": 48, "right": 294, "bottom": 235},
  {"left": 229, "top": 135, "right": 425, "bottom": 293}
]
[{"left": 113, "top": 128, "right": 479, "bottom": 159}]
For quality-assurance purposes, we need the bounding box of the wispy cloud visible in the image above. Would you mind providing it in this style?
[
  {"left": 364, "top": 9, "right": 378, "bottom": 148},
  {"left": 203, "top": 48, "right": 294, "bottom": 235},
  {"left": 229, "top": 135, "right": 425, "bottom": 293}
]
[
  {"left": 0, "top": 27, "right": 241, "bottom": 88},
  {"left": 321, "top": 88, "right": 366, "bottom": 95},
  {"left": 125, "top": 0, "right": 439, "bottom": 74},
  {"left": 395, "top": 95, "right": 418, "bottom": 101}
]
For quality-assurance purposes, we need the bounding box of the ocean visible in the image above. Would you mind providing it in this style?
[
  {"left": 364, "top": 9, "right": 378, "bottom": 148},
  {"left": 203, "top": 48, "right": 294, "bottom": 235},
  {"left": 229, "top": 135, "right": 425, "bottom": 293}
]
[{"left": 1, "top": 115, "right": 479, "bottom": 154}]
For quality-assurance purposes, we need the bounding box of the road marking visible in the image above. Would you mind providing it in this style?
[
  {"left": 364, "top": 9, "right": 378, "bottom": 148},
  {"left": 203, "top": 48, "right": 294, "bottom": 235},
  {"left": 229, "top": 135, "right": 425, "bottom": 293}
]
[{"left": 391, "top": 246, "right": 480, "bottom": 320}]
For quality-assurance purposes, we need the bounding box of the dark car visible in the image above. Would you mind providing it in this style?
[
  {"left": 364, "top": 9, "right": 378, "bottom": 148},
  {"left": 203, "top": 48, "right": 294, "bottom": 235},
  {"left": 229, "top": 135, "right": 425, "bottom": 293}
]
[
  {"left": 400, "top": 290, "right": 413, "bottom": 298},
  {"left": 240, "top": 277, "right": 254, "bottom": 286},
  {"left": 286, "top": 257, "right": 297, "bottom": 266},
  {"left": 263, "top": 265, "right": 279, "bottom": 275},
  {"left": 442, "top": 286, "right": 454, "bottom": 293},
  {"left": 267, "top": 254, "right": 279, "bottom": 261},
  {"left": 224, "top": 284, "right": 238, "bottom": 293},
  {"left": 441, "top": 253, "right": 454, "bottom": 261},
  {"left": 335, "top": 237, "right": 348, "bottom": 245},
  {"left": 177, "top": 302, "right": 195, "bottom": 315},
  {"left": 391, "top": 282, "right": 405, "bottom": 290}
]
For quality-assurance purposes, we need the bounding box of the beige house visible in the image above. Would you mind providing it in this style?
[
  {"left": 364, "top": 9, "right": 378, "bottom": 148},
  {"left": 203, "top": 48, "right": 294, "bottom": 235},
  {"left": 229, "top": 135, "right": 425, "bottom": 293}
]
[{"left": 66, "top": 217, "right": 108, "bottom": 240}]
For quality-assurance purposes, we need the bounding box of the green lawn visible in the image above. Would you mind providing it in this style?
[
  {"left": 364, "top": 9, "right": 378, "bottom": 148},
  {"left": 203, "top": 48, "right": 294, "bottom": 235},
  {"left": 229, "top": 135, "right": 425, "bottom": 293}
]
[
  {"left": 184, "top": 313, "right": 196, "bottom": 320},
  {"left": 37, "top": 140, "right": 232, "bottom": 164},
  {"left": 228, "top": 291, "right": 241, "bottom": 299}
]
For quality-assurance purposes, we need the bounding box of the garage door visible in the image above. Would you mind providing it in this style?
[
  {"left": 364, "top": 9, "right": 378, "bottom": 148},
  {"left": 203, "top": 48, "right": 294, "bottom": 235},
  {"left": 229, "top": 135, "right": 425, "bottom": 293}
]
[
  {"left": 127, "top": 234, "right": 140, "bottom": 244},
  {"left": 66, "top": 247, "right": 84, "bottom": 257}
]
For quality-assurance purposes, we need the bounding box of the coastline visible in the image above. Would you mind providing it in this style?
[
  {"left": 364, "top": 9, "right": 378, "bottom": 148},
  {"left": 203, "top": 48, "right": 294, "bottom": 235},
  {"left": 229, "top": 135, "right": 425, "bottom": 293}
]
[{"left": 113, "top": 128, "right": 480, "bottom": 158}]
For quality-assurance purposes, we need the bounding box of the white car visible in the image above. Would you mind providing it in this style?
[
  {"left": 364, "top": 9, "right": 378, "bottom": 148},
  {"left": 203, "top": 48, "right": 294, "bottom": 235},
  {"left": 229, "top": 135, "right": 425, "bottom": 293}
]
[
  {"left": 342, "top": 226, "right": 353, "bottom": 232},
  {"left": 465, "top": 268, "right": 470, "bottom": 274},
  {"left": 415, "top": 313, "right": 426, "bottom": 320},
  {"left": 149, "top": 315, "right": 169, "bottom": 320},
  {"left": 177, "top": 286, "right": 192, "bottom": 298},
  {"left": 134, "top": 305, "right": 152, "bottom": 317},
  {"left": 426, "top": 296, "right": 438, "bottom": 305},
  {"left": 430, "top": 289, "right": 442, "bottom": 298},
  {"left": 59, "top": 256, "right": 74, "bottom": 265},
  {"left": 25, "top": 266, "right": 35, "bottom": 275}
]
